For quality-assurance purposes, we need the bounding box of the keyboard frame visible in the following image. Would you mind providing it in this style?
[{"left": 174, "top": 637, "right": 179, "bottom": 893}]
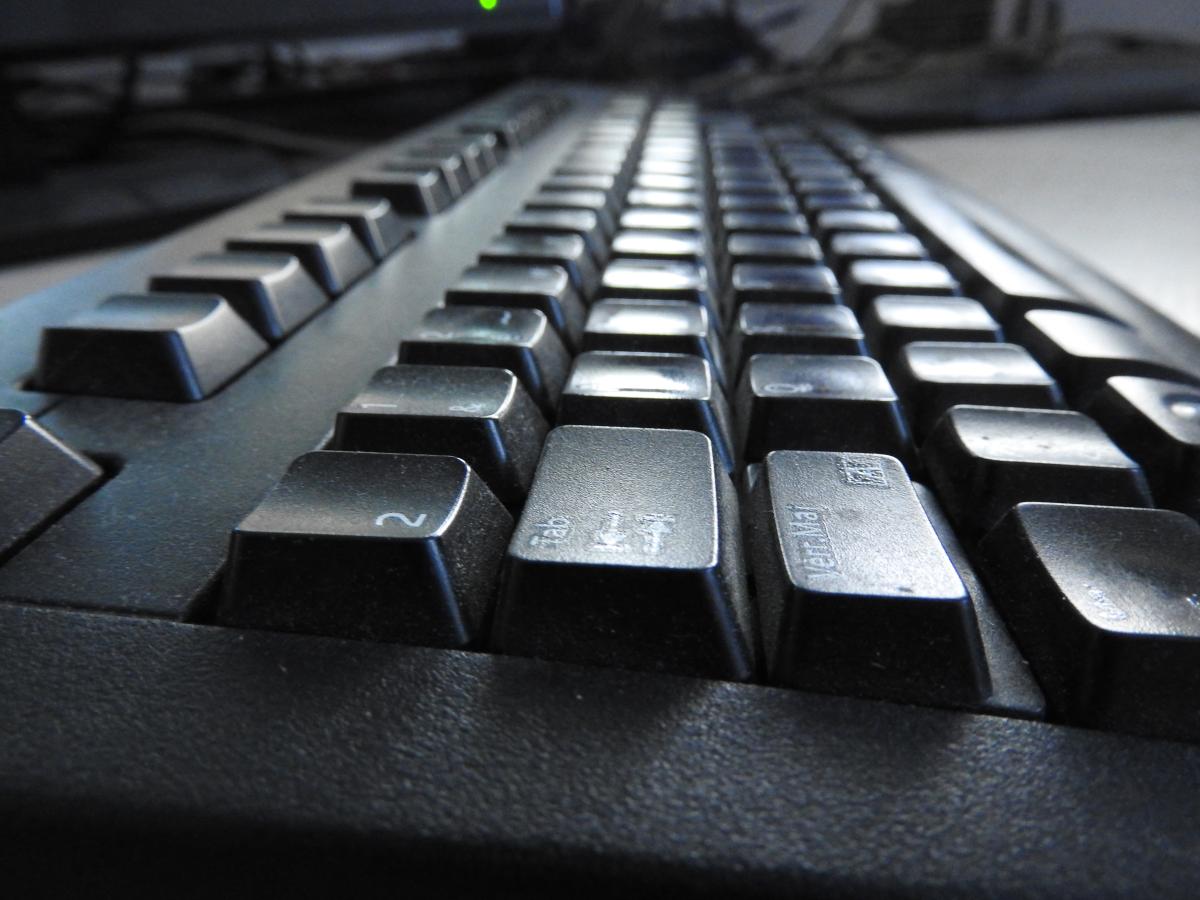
[{"left": 1, "top": 82, "right": 1198, "bottom": 897}]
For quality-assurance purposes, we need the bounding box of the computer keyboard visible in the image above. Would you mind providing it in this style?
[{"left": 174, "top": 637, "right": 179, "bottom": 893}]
[{"left": 1, "top": 82, "right": 1199, "bottom": 897}]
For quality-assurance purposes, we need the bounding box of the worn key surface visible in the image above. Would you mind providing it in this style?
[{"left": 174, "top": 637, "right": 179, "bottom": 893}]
[
  {"left": 492, "top": 425, "right": 757, "bottom": 681},
  {"left": 747, "top": 450, "right": 989, "bottom": 705},
  {"left": 219, "top": 451, "right": 512, "bottom": 647},
  {"left": 979, "top": 503, "right": 1200, "bottom": 742}
]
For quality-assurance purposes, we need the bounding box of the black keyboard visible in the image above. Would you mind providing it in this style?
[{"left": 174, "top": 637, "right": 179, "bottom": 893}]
[{"left": 2, "top": 82, "right": 1199, "bottom": 898}]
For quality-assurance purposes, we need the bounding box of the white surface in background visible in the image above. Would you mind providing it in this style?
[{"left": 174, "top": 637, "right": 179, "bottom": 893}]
[{"left": 889, "top": 113, "right": 1200, "bottom": 337}]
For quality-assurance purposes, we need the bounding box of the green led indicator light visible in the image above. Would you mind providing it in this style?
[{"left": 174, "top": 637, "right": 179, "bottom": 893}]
[{"left": 479, "top": 0, "right": 498, "bottom": 10}]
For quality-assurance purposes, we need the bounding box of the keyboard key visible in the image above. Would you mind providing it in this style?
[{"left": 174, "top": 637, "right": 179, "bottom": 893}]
[
  {"left": 725, "top": 234, "right": 823, "bottom": 268},
  {"left": 389, "top": 152, "right": 470, "bottom": 197},
  {"left": 226, "top": 222, "right": 373, "bottom": 295},
  {"left": 399, "top": 306, "right": 570, "bottom": 416},
  {"left": 979, "top": 503, "right": 1200, "bottom": 741},
  {"left": 492, "top": 425, "right": 756, "bottom": 680},
  {"left": 843, "top": 259, "right": 959, "bottom": 310},
  {"left": 721, "top": 211, "right": 809, "bottom": 236},
  {"left": 1020, "top": 309, "right": 1200, "bottom": 403},
  {"left": 814, "top": 210, "right": 903, "bottom": 242},
  {"left": 793, "top": 176, "right": 865, "bottom": 195},
  {"left": 582, "top": 298, "right": 725, "bottom": 386},
  {"left": 0, "top": 409, "right": 103, "bottom": 560},
  {"left": 922, "top": 405, "right": 1153, "bottom": 534},
  {"left": 746, "top": 450, "right": 988, "bottom": 704},
  {"left": 634, "top": 172, "right": 698, "bottom": 192},
  {"left": 802, "top": 192, "right": 883, "bottom": 213},
  {"left": 479, "top": 233, "right": 599, "bottom": 297},
  {"left": 827, "top": 231, "right": 928, "bottom": 277},
  {"left": 507, "top": 208, "right": 608, "bottom": 266},
  {"left": 35, "top": 293, "right": 268, "bottom": 401},
  {"left": 557, "top": 351, "right": 735, "bottom": 472},
  {"left": 149, "top": 252, "right": 327, "bottom": 343},
  {"left": 610, "top": 230, "right": 708, "bottom": 266},
  {"left": 736, "top": 354, "right": 911, "bottom": 463},
  {"left": 730, "top": 264, "right": 841, "bottom": 307},
  {"left": 352, "top": 168, "right": 454, "bottom": 215},
  {"left": 862, "top": 295, "right": 1001, "bottom": 364},
  {"left": 890, "top": 342, "right": 1063, "bottom": 438},
  {"left": 718, "top": 193, "right": 798, "bottom": 214},
  {"left": 333, "top": 365, "right": 547, "bottom": 506},
  {"left": 284, "top": 197, "right": 412, "bottom": 261},
  {"left": 445, "top": 264, "right": 586, "bottom": 350},
  {"left": 220, "top": 451, "right": 512, "bottom": 646},
  {"left": 730, "top": 303, "right": 865, "bottom": 376},
  {"left": 626, "top": 188, "right": 704, "bottom": 211},
  {"left": 599, "top": 259, "right": 717, "bottom": 315},
  {"left": 1084, "top": 376, "right": 1200, "bottom": 515},
  {"left": 619, "top": 209, "right": 705, "bottom": 235}
]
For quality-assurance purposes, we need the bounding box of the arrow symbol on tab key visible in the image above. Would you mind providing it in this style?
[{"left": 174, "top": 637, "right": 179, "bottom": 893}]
[{"left": 374, "top": 512, "right": 428, "bottom": 528}]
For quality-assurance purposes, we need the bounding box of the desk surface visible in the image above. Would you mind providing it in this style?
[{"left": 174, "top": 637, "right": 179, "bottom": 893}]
[
  {"left": 888, "top": 112, "right": 1200, "bottom": 337},
  {"left": 2, "top": 113, "right": 1198, "bottom": 338}
]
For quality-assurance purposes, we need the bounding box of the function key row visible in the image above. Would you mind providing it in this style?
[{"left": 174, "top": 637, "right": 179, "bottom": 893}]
[{"left": 31, "top": 92, "right": 571, "bottom": 403}]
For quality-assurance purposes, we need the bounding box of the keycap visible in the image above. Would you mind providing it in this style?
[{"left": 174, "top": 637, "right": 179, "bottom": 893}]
[
  {"left": 525, "top": 190, "right": 616, "bottom": 237},
  {"left": 793, "top": 176, "right": 865, "bottom": 195},
  {"left": 610, "top": 230, "right": 708, "bottom": 266},
  {"left": 729, "top": 264, "right": 841, "bottom": 307},
  {"left": 35, "top": 293, "right": 268, "bottom": 401},
  {"left": 843, "top": 259, "right": 958, "bottom": 310},
  {"left": 803, "top": 192, "right": 882, "bottom": 213},
  {"left": 398, "top": 306, "right": 570, "bottom": 417},
  {"left": 507, "top": 208, "right": 608, "bottom": 266},
  {"left": 478, "top": 233, "right": 599, "bottom": 297},
  {"left": 0, "top": 409, "right": 103, "bottom": 560},
  {"left": 730, "top": 303, "right": 865, "bottom": 376},
  {"left": 332, "top": 365, "right": 547, "bottom": 507},
  {"left": 637, "top": 159, "right": 698, "bottom": 177},
  {"left": 284, "top": 197, "right": 412, "bottom": 261},
  {"left": 814, "top": 210, "right": 903, "bottom": 242},
  {"left": 875, "top": 169, "right": 1095, "bottom": 324},
  {"left": 721, "top": 211, "right": 809, "bottom": 236},
  {"left": 890, "top": 342, "right": 1063, "bottom": 438},
  {"left": 1020, "top": 309, "right": 1200, "bottom": 403},
  {"left": 718, "top": 193, "right": 798, "bottom": 214},
  {"left": 863, "top": 295, "right": 1001, "bottom": 364},
  {"left": 626, "top": 189, "right": 704, "bottom": 212},
  {"left": 619, "top": 208, "right": 705, "bottom": 234},
  {"left": 979, "top": 503, "right": 1200, "bottom": 741},
  {"left": 226, "top": 222, "right": 374, "bottom": 295},
  {"left": 582, "top": 298, "right": 725, "bottom": 386},
  {"left": 746, "top": 450, "right": 988, "bottom": 704},
  {"left": 922, "top": 405, "right": 1153, "bottom": 534},
  {"left": 599, "top": 259, "right": 717, "bottom": 316},
  {"left": 557, "top": 352, "right": 735, "bottom": 472},
  {"left": 725, "top": 234, "right": 823, "bottom": 268},
  {"left": 219, "top": 451, "right": 512, "bottom": 647},
  {"left": 1084, "top": 376, "right": 1200, "bottom": 515},
  {"left": 714, "top": 176, "right": 786, "bottom": 195},
  {"left": 149, "top": 252, "right": 327, "bottom": 343},
  {"left": 635, "top": 173, "right": 698, "bottom": 192},
  {"left": 388, "top": 152, "right": 470, "bottom": 197},
  {"left": 736, "top": 355, "right": 911, "bottom": 463},
  {"left": 445, "top": 264, "right": 586, "bottom": 350},
  {"left": 352, "top": 168, "right": 454, "bottom": 215},
  {"left": 827, "top": 231, "right": 928, "bottom": 277},
  {"left": 491, "top": 425, "right": 756, "bottom": 681}
]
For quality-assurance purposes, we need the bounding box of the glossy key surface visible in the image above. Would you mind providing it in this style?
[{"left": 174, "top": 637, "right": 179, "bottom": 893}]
[
  {"left": 35, "top": 293, "right": 268, "bottom": 401},
  {"left": 582, "top": 298, "right": 725, "bottom": 385},
  {"left": 722, "top": 211, "right": 809, "bottom": 236},
  {"left": 557, "top": 352, "right": 735, "bottom": 472},
  {"left": 219, "top": 451, "right": 512, "bottom": 647},
  {"left": 507, "top": 208, "right": 608, "bottom": 266},
  {"left": 399, "top": 306, "right": 570, "bottom": 416},
  {"left": 730, "top": 303, "right": 865, "bottom": 376},
  {"left": 843, "top": 259, "right": 959, "bottom": 310},
  {"left": 352, "top": 168, "right": 453, "bottom": 215},
  {"left": 747, "top": 450, "right": 988, "bottom": 704},
  {"left": 726, "top": 234, "right": 823, "bottom": 268},
  {"left": 828, "top": 232, "right": 928, "bottom": 277},
  {"left": 492, "top": 425, "right": 756, "bottom": 681},
  {"left": 979, "top": 503, "right": 1200, "bottom": 741},
  {"left": 729, "top": 264, "right": 841, "bottom": 307},
  {"left": 445, "top": 263, "right": 586, "bottom": 350},
  {"left": 333, "top": 365, "right": 548, "bottom": 506},
  {"left": 600, "top": 259, "right": 717, "bottom": 315},
  {"left": 227, "top": 221, "right": 373, "bottom": 295},
  {"left": 922, "top": 405, "right": 1153, "bottom": 534},
  {"left": 736, "top": 354, "right": 911, "bottom": 463},
  {"left": 1085, "top": 376, "right": 1200, "bottom": 515},
  {"left": 863, "top": 295, "right": 1001, "bottom": 364},
  {"left": 478, "top": 234, "right": 599, "bottom": 298},
  {"left": 149, "top": 252, "right": 327, "bottom": 343},
  {"left": 814, "top": 210, "right": 903, "bottom": 242},
  {"left": 890, "top": 342, "right": 1063, "bottom": 438},
  {"left": 1020, "top": 309, "right": 1200, "bottom": 402}
]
